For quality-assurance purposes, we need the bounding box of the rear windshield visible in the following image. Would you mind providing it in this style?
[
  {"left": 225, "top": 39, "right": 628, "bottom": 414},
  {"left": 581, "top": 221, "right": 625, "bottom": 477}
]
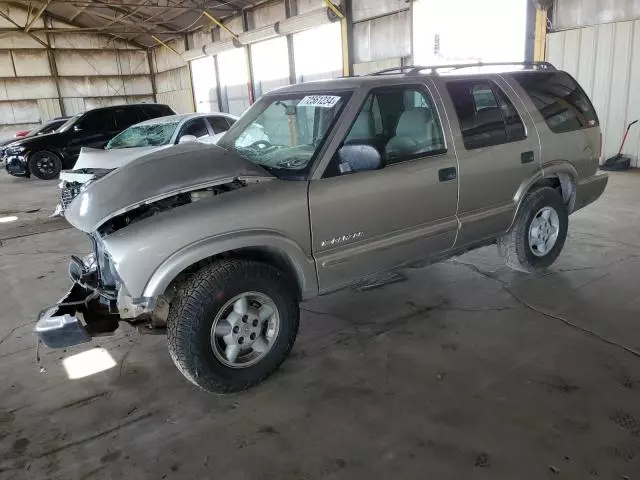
[{"left": 511, "top": 71, "right": 599, "bottom": 134}]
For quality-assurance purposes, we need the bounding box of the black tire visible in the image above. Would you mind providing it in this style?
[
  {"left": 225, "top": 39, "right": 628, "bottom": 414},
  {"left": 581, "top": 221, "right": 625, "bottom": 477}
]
[
  {"left": 167, "top": 259, "right": 300, "bottom": 393},
  {"left": 498, "top": 186, "right": 568, "bottom": 273},
  {"left": 28, "top": 150, "right": 62, "bottom": 180}
]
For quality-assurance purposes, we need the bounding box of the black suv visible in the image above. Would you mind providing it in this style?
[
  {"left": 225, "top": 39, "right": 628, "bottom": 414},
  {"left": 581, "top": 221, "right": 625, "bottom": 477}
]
[{"left": 5, "top": 103, "right": 175, "bottom": 180}]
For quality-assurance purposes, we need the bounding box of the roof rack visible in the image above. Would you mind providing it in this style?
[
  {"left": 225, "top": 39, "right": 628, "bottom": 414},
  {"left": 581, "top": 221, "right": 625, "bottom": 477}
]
[
  {"left": 370, "top": 65, "right": 429, "bottom": 75},
  {"left": 370, "top": 61, "right": 556, "bottom": 76}
]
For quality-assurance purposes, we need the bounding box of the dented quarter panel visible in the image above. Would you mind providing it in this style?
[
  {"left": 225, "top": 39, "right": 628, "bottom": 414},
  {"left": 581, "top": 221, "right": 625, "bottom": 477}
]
[
  {"left": 101, "top": 179, "right": 315, "bottom": 300},
  {"left": 65, "top": 142, "right": 274, "bottom": 233}
]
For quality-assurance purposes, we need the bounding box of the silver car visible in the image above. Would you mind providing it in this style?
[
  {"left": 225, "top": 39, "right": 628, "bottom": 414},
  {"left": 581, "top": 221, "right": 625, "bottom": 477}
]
[
  {"left": 36, "top": 62, "right": 608, "bottom": 393},
  {"left": 56, "top": 112, "right": 238, "bottom": 214}
]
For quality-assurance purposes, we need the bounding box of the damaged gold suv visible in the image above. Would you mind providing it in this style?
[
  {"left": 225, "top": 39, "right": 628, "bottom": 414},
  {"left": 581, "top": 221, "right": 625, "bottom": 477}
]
[{"left": 36, "top": 62, "right": 608, "bottom": 393}]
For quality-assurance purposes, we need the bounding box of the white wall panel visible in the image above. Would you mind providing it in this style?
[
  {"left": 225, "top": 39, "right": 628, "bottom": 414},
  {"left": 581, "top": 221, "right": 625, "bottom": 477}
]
[
  {"left": 11, "top": 50, "right": 50, "bottom": 77},
  {"left": 0, "top": 52, "right": 16, "bottom": 77},
  {"left": 51, "top": 33, "right": 135, "bottom": 50},
  {"left": 37, "top": 98, "right": 63, "bottom": 121},
  {"left": 297, "top": 0, "right": 324, "bottom": 15},
  {"left": 157, "top": 91, "right": 193, "bottom": 114},
  {"left": 352, "top": 0, "right": 408, "bottom": 22},
  {"left": 253, "top": 2, "right": 286, "bottom": 28},
  {"left": 353, "top": 10, "right": 410, "bottom": 63},
  {"left": 0, "top": 100, "right": 40, "bottom": 124},
  {"left": 153, "top": 40, "right": 187, "bottom": 73},
  {"left": 0, "top": 32, "right": 45, "bottom": 49},
  {"left": 0, "top": 78, "right": 57, "bottom": 100},
  {"left": 58, "top": 76, "right": 153, "bottom": 97},
  {"left": 548, "top": 20, "right": 640, "bottom": 166},
  {"left": 221, "top": 16, "right": 244, "bottom": 40},
  {"left": 117, "top": 50, "right": 151, "bottom": 75},
  {"left": 155, "top": 67, "right": 191, "bottom": 94}
]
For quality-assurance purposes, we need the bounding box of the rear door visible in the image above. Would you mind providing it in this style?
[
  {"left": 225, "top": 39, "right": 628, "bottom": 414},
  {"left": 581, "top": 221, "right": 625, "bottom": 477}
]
[
  {"left": 309, "top": 82, "right": 459, "bottom": 293},
  {"left": 507, "top": 71, "right": 601, "bottom": 179},
  {"left": 439, "top": 76, "right": 541, "bottom": 247},
  {"left": 109, "top": 107, "right": 143, "bottom": 140},
  {"left": 65, "top": 110, "right": 115, "bottom": 159}
]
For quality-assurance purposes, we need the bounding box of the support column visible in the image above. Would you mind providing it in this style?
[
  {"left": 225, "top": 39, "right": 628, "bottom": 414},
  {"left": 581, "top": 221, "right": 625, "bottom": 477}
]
[
  {"left": 147, "top": 49, "right": 157, "bottom": 102},
  {"left": 341, "top": 0, "right": 354, "bottom": 77},
  {"left": 242, "top": 10, "right": 256, "bottom": 104},
  {"left": 44, "top": 16, "right": 65, "bottom": 117},
  {"left": 285, "top": 0, "right": 297, "bottom": 84},
  {"left": 533, "top": 8, "right": 548, "bottom": 61}
]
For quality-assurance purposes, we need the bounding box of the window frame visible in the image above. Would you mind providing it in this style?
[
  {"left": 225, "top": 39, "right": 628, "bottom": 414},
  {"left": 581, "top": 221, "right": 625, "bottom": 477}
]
[
  {"left": 177, "top": 118, "right": 209, "bottom": 140},
  {"left": 323, "top": 83, "right": 448, "bottom": 178},
  {"left": 446, "top": 78, "right": 528, "bottom": 151}
]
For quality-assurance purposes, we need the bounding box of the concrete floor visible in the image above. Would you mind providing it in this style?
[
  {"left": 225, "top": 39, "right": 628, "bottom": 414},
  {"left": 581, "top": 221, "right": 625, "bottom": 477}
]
[{"left": 1, "top": 171, "right": 639, "bottom": 480}]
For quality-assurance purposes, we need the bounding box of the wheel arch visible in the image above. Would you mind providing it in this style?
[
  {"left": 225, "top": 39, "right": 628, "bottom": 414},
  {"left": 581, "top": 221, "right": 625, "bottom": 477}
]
[
  {"left": 510, "top": 160, "right": 578, "bottom": 229},
  {"left": 143, "top": 231, "right": 318, "bottom": 302}
]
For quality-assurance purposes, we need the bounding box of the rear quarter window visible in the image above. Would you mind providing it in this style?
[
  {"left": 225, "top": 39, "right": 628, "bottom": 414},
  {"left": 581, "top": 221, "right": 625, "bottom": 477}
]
[{"left": 511, "top": 71, "right": 599, "bottom": 134}]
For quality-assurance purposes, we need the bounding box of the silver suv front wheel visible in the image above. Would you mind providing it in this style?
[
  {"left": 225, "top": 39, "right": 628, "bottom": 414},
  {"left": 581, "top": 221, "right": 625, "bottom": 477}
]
[
  {"left": 498, "top": 186, "right": 568, "bottom": 273},
  {"left": 167, "top": 259, "right": 299, "bottom": 393}
]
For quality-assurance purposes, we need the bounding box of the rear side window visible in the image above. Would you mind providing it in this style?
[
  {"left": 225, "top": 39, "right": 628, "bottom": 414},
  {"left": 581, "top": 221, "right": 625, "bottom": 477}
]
[
  {"left": 511, "top": 71, "right": 599, "bottom": 133},
  {"left": 447, "top": 79, "right": 526, "bottom": 150},
  {"left": 178, "top": 119, "right": 209, "bottom": 139},
  {"left": 113, "top": 108, "right": 141, "bottom": 130},
  {"left": 207, "top": 116, "right": 232, "bottom": 133},
  {"left": 78, "top": 111, "right": 111, "bottom": 133}
]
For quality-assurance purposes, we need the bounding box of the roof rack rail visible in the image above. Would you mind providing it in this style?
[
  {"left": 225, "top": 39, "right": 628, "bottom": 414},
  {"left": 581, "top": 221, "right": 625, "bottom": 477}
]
[
  {"left": 406, "top": 61, "right": 556, "bottom": 75},
  {"left": 370, "top": 65, "right": 429, "bottom": 75}
]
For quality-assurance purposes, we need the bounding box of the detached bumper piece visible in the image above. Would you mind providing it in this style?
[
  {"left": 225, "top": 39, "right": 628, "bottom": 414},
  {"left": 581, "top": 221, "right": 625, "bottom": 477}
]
[
  {"left": 35, "top": 283, "right": 94, "bottom": 348},
  {"left": 35, "top": 282, "right": 120, "bottom": 349}
]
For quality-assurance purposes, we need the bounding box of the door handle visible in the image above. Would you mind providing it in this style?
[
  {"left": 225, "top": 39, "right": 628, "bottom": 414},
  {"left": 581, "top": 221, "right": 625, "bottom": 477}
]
[
  {"left": 438, "top": 167, "right": 457, "bottom": 182},
  {"left": 521, "top": 150, "right": 535, "bottom": 164}
]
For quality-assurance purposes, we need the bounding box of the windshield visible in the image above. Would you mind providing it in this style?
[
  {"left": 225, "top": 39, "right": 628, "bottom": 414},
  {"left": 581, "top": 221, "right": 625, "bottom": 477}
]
[
  {"left": 106, "top": 121, "right": 179, "bottom": 149},
  {"left": 218, "top": 92, "right": 350, "bottom": 178},
  {"left": 57, "top": 113, "right": 83, "bottom": 132}
]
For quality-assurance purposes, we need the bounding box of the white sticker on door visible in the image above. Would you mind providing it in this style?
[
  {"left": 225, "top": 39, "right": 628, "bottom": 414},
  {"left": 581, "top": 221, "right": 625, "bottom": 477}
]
[{"left": 297, "top": 95, "right": 341, "bottom": 108}]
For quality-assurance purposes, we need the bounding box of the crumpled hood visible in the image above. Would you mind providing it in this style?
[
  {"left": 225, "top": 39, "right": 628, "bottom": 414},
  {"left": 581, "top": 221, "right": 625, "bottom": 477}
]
[
  {"left": 71, "top": 145, "right": 167, "bottom": 170},
  {"left": 65, "top": 142, "right": 274, "bottom": 233}
]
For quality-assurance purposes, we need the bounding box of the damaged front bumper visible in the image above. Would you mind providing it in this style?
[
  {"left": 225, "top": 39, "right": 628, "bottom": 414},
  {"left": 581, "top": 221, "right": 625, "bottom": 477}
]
[
  {"left": 35, "top": 254, "right": 121, "bottom": 348},
  {"left": 35, "top": 283, "right": 97, "bottom": 348},
  {"left": 35, "top": 248, "right": 164, "bottom": 349}
]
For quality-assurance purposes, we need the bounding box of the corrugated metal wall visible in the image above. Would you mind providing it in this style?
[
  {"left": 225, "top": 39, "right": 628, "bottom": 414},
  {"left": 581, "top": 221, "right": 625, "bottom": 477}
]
[
  {"left": 547, "top": 21, "right": 640, "bottom": 166},
  {"left": 151, "top": 39, "right": 194, "bottom": 114},
  {"left": 0, "top": 4, "right": 155, "bottom": 130},
  {"left": 352, "top": 0, "right": 410, "bottom": 71},
  {"left": 554, "top": 0, "right": 640, "bottom": 30}
]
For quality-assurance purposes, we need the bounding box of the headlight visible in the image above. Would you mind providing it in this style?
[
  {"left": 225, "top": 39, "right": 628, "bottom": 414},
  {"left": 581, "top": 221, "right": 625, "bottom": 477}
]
[{"left": 8, "top": 146, "right": 26, "bottom": 154}]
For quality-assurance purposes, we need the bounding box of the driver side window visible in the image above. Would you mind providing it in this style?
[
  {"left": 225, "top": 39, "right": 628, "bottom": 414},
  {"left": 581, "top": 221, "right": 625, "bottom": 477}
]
[{"left": 324, "top": 86, "right": 446, "bottom": 178}]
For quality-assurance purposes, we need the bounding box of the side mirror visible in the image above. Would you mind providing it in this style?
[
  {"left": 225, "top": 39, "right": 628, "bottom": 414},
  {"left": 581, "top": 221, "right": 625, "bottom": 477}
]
[
  {"left": 338, "top": 144, "right": 383, "bottom": 174},
  {"left": 178, "top": 134, "right": 197, "bottom": 144},
  {"left": 73, "top": 125, "right": 82, "bottom": 132}
]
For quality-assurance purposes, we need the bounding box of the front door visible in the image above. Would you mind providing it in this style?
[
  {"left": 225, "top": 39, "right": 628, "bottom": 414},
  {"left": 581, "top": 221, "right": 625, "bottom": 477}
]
[
  {"left": 309, "top": 83, "right": 459, "bottom": 294},
  {"left": 439, "top": 76, "right": 542, "bottom": 247}
]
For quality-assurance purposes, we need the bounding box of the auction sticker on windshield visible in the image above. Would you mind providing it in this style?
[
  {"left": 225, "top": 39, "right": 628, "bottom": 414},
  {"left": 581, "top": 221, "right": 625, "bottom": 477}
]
[{"left": 298, "top": 95, "right": 341, "bottom": 108}]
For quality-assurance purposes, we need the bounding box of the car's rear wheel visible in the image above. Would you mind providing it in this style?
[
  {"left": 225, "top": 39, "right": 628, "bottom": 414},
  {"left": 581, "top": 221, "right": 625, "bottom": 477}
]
[
  {"left": 167, "top": 259, "right": 299, "bottom": 393},
  {"left": 498, "top": 186, "right": 568, "bottom": 273},
  {"left": 28, "top": 150, "right": 62, "bottom": 180}
]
